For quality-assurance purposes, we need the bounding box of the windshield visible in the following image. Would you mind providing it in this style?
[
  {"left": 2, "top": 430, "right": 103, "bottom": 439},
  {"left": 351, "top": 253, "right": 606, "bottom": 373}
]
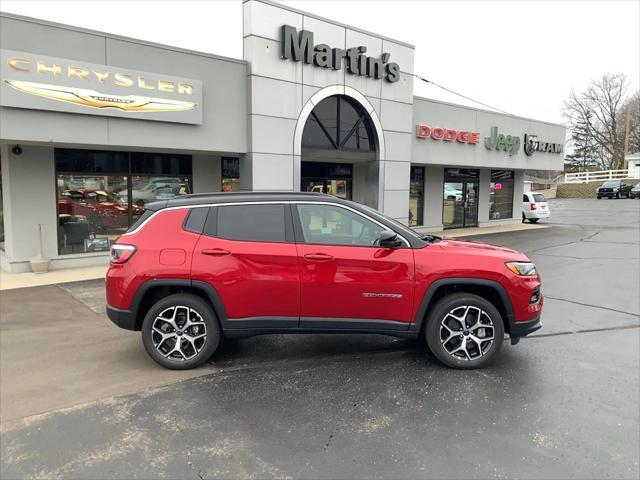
[
  {"left": 601, "top": 181, "right": 620, "bottom": 187},
  {"left": 533, "top": 194, "right": 547, "bottom": 203}
]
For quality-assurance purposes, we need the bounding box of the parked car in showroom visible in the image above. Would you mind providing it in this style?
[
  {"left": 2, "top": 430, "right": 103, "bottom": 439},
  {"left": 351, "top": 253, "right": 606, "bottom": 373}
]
[
  {"left": 106, "top": 192, "right": 543, "bottom": 371},
  {"left": 629, "top": 182, "right": 640, "bottom": 199},
  {"left": 522, "top": 192, "right": 550, "bottom": 223},
  {"left": 596, "top": 180, "right": 632, "bottom": 199},
  {"left": 58, "top": 189, "right": 143, "bottom": 231}
]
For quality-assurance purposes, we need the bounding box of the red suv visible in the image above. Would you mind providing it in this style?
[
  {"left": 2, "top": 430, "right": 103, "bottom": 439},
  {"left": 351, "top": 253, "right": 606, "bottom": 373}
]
[{"left": 106, "top": 192, "right": 543, "bottom": 370}]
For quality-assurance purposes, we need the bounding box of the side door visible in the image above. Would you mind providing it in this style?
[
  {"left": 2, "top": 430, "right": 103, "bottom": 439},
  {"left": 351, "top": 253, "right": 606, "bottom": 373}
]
[
  {"left": 191, "top": 203, "right": 300, "bottom": 327},
  {"left": 293, "top": 202, "right": 415, "bottom": 329}
]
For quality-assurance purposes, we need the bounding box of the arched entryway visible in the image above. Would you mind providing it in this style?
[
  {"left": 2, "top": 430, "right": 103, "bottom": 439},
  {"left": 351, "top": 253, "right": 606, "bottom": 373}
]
[{"left": 293, "top": 86, "right": 385, "bottom": 209}]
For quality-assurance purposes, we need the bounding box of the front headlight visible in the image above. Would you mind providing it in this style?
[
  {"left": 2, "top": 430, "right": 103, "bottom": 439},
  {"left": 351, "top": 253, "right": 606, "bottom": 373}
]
[{"left": 506, "top": 262, "right": 537, "bottom": 276}]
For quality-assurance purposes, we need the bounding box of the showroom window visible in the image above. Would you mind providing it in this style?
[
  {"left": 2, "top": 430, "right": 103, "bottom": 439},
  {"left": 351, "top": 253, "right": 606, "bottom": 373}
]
[
  {"left": 55, "top": 149, "right": 192, "bottom": 255},
  {"left": 490, "top": 170, "right": 514, "bottom": 220},
  {"left": 409, "top": 166, "right": 425, "bottom": 226},
  {"left": 221, "top": 157, "right": 240, "bottom": 192}
]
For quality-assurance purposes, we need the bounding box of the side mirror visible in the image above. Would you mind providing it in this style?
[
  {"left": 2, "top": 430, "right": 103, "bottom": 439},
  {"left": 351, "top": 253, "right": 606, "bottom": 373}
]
[{"left": 379, "top": 230, "right": 402, "bottom": 248}]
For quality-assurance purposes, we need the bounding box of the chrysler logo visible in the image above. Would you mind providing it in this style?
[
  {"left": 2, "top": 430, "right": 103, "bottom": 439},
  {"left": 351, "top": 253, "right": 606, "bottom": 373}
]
[{"left": 4, "top": 80, "right": 197, "bottom": 112}]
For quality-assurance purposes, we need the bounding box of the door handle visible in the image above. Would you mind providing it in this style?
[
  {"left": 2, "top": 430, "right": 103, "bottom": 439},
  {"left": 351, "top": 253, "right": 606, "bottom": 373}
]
[
  {"left": 201, "top": 248, "right": 231, "bottom": 256},
  {"left": 304, "top": 253, "right": 334, "bottom": 261}
]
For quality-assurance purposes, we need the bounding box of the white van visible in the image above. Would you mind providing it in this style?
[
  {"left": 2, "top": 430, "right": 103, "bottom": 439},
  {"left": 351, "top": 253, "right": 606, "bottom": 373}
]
[{"left": 522, "top": 192, "right": 550, "bottom": 223}]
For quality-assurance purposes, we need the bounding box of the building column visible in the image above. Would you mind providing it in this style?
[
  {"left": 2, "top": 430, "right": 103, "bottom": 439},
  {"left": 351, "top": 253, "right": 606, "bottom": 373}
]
[
  {"left": 478, "top": 169, "right": 491, "bottom": 224},
  {"left": 420, "top": 165, "right": 443, "bottom": 231},
  {"left": 512, "top": 170, "right": 526, "bottom": 220},
  {"left": 192, "top": 154, "right": 221, "bottom": 193},
  {"left": 0, "top": 143, "right": 58, "bottom": 272}
]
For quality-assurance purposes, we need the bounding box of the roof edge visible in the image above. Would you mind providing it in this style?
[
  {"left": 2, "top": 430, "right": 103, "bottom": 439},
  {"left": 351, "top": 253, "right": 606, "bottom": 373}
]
[{"left": 0, "top": 11, "right": 247, "bottom": 65}]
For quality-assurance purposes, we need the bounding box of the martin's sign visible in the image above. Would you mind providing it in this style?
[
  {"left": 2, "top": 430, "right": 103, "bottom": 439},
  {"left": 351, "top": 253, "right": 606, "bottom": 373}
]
[
  {"left": 524, "top": 134, "right": 563, "bottom": 155},
  {"left": 0, "top": 49, "right": 203, "bottom": 124},
  {"left": 280, "top": 25, "right": 400, "bottom": 82}
]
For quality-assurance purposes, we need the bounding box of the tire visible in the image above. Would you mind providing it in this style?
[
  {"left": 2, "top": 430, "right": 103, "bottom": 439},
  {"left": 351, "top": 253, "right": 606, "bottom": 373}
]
[
  {"left": 597, "top": 196, "right": 601, "bottom": 200},
  {"left": 141, "top": 293, "right": 221, "bottom": 370},
  {"left": 425, "top": 293, "right": 504, "bottom": 369},
  {"left": 529, "top": 218, "right": 539, "bottom": 223},
  {"left": 522, "top": 212, "right": 526, "bottom": 223},
  {"left": 616, "top": 192, "right": 620, "bottom": 199}
]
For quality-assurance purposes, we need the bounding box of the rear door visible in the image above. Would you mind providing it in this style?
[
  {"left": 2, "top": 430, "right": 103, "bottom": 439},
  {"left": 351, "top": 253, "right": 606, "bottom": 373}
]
[
  {"left": 293, "top": 202, "right": 415, "bottom": 328},
  {"left": 192, "top": 203, "right": 300, "bottom": 327}
]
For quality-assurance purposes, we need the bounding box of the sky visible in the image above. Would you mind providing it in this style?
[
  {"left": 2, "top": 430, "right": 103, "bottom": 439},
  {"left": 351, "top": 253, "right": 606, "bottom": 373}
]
[{"left": 1, "top": 0, "right": 638, "bottom": 125}]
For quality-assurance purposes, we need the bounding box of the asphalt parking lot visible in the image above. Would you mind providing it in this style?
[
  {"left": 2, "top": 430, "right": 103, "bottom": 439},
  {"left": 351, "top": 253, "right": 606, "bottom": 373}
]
[{"left": 1, "top": 198, "right": 639, "bottom": 479}]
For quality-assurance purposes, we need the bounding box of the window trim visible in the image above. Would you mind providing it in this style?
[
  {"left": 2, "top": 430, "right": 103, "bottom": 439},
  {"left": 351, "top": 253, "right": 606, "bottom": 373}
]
[{"left": 124, "top": 201, "right": 410, "bottom": 248}]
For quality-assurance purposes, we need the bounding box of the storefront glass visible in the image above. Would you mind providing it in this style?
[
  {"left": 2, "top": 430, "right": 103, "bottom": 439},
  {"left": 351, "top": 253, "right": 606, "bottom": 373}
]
[
  {"left": 55, "top": 149, "right": 191, "bottom": 255},
  {"left": 442, "top": 168, "right": 479, "bottom": 229},
  {"left": 490, "top": 170, "right": 514, "bottom": 220},
  {"left": 409, "top": 166, "right": 424, "bottom": 226},
  {"left": 222, "top": 157, "right": 240, "bottom": 192},
  {"left": 301, "top": 162, "right": 352, "bottom": 199}
]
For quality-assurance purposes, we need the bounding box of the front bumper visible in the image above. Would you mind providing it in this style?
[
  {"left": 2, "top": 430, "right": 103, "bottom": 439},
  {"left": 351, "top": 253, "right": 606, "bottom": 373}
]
[
  {"left": 511, "top": 317, "right": 542, "bottom": 337},
  {"left": 106, "top": 304, "right": 137, "bottom": 330}
]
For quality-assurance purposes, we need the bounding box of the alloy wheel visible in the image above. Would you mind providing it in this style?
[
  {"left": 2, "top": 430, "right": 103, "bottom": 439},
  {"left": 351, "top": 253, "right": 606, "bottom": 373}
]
[
  {"left": 151, "top": 305, "right": 207, "bottom": 361},
  {"left": 439, "top": 305, "right": 495, "bottom": 361}
]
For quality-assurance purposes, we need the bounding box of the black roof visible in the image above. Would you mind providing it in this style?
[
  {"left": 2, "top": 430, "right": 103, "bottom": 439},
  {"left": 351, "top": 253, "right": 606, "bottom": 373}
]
[{"left": 145, "top": 191, "right": 347, "bottom": 211}]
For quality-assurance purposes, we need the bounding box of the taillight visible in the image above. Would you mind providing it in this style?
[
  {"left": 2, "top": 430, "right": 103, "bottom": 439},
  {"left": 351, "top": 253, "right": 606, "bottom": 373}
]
[
  {"left": 110, "top": 244, "right": 136, "bottom": 264},
  {"left": 530, "top": 203, "right": 537, "bottom": 210}
]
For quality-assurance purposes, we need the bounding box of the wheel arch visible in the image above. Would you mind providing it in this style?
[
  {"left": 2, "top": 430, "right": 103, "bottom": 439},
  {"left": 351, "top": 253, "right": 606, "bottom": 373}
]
[
  {"left": 131, "top": 279, "right": 228, "bottom": 331},
  {"left": 411, "top": 278, "right": 515, "bottom": 335}
]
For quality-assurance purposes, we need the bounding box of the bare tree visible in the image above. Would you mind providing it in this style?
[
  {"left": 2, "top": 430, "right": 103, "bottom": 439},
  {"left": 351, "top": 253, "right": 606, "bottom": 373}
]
[{"left": 563, "top": 73, "right": 637, "bottom": 170}]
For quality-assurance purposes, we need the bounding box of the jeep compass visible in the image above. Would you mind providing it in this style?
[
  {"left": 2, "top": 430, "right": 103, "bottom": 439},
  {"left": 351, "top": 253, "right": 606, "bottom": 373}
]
[{"left": 106, "top": 192, "right": 543, "bottom": 370}]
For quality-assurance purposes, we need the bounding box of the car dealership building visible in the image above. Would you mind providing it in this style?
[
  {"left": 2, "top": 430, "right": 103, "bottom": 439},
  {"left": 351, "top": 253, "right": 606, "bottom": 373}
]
[{"left": 0, "top": 0, "right": 565, "bottom": 272}]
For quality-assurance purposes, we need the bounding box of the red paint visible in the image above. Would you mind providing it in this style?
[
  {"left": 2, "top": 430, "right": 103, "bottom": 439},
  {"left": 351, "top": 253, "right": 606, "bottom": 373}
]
[
  {"left": 296, "top": 243, "right": 414, "bottom": 322},
  {"left": 416, "top": 124, "right": 480, "bottom": 145},
  {"left": 106, "top": 205, "right": 542, "bottom": 327}
]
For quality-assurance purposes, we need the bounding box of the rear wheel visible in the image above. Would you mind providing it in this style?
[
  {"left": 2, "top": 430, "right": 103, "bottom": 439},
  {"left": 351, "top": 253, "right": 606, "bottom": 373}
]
[
  {"left": 597, "top": 196, "right": 601, "bottom": 200},
  {"left": 425, "top": 293, "right": 504, "bottom": 369},
  {"left": 141, "top": 293, "right": 220, "bottom": 370},
  {"left": 529, "top": 218, "right": 539, "bottom": 223}
]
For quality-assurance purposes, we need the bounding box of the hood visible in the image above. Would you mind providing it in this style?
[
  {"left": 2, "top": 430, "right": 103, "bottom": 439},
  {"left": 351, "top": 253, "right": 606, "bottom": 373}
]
[{"left": 435, "top": 238, "right": 529, "bottom": 261}]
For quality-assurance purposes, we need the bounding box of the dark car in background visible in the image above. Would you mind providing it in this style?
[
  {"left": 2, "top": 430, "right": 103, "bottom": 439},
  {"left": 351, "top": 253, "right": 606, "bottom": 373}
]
[
  {"left": 596, "top": 180, "right": 632, "bottom": 199},
  {"left": 629, "top": 182, "right": 640, "bottom": 199}
]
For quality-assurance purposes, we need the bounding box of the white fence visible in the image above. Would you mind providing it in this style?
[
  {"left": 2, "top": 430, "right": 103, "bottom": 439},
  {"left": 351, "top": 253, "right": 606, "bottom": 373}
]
[{"left": 564, "top": 170, "right": 629, "bottom": 184}]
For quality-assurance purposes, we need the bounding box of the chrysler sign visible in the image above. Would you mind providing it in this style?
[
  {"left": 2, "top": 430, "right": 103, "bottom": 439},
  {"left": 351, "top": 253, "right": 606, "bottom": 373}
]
[{"left": 0, "top": 49, "right": 203, "bottom": 124}]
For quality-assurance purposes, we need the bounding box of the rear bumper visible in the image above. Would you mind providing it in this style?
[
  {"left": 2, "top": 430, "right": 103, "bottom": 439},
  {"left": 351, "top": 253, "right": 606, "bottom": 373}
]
[{"left": 106, "top": 304, "right": 137, "bottom": 330}]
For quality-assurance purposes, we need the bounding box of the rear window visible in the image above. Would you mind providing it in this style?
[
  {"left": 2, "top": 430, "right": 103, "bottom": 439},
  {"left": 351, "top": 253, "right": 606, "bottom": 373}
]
[
  {"left": 216, "top": 204, "right": 286, "bottom": 242},
  {"left": 533, "top": 194, "right": 547, "bottom": 203}
]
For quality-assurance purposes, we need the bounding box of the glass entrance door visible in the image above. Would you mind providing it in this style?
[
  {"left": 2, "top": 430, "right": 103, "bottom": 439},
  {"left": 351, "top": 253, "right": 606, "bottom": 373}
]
[
  {"left": 301, "top": 162, "right": 352, "bottom": 200},
  {"left": 443, "top": 169, "right": 479, "bottom": 229}
]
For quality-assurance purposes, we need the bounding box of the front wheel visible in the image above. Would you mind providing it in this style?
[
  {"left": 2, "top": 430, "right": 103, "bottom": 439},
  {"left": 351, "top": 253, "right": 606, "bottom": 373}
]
[
  {"left": 425, "top": 293, "right": 504, "bottom": 369},
  {"left": 142, "top": 293, "right": 220, "bottom": 370}
]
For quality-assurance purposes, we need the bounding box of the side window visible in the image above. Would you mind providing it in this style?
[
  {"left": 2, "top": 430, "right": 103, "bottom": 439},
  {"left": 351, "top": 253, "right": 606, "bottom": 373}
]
[
  {"left": 296, "top": 204, "right": 384, "bottom": 246},
  {"left": 216, "top": 204, "right": 286, "bottom": 242},
  {"left": 523, "top": 194, "right": 529, "bottom": 202}
]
